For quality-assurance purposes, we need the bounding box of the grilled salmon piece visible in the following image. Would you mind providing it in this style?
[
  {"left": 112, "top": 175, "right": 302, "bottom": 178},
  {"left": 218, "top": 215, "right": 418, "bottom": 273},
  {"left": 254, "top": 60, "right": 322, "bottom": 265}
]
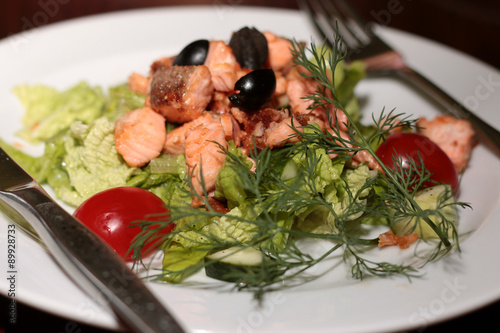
[
  {"left": 115, "top": 107, "right": 167, "bottom": 168},
  {"left": 418, "top": 115, "right": 475, "bottom": 173},
  {"left": 127, "top": 72, "right": 149, "bottom": 95},
  {"left": 149, "top": 65, "right": 214, "bottom": 123},
  {"left": 378, "top": 230, "right": 419, "bottom": 249},
  {"left": 164, "top": 113, "right": 219, "bottom": 155},
  {"left": 185, "top": 122, "right": 228, "bottom": 195},
  {"left": 263, "top": 31, "right": 294, "bottom": 72},
  {"left": 204, "top": 40, "right": 242, "bottom": 92}
]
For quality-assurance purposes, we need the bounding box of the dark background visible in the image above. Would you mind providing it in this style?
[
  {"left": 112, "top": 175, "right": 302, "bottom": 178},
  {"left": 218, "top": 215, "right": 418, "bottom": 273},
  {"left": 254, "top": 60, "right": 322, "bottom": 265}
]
[
  {"left": 1, "top": 0, "right": 499, "bottom": 69},
  {"left": 1, "top": 0, "right": 500, "bottom": 332}
]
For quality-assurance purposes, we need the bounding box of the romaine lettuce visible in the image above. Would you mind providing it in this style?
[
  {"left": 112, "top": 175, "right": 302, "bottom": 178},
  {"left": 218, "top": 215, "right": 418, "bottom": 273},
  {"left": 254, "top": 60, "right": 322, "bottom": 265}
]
[
  {"left": 214, "top": 141, "right": 253, "bottom": 208},
  {"left": 104, "top": 84, "right": 147, "bottom": 121},
  {"left": 58, "top": 118, "right": 135, "bottom": 206},
  {"left": 161, "top": 244, "right": 210, "bottom": 283},
  {"left": 14, "top": 82, "right": 106, "bottom": 143}
]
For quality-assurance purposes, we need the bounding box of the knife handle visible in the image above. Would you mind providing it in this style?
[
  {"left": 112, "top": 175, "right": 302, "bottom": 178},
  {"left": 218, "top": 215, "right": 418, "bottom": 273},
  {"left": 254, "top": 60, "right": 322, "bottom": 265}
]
[{"left": 0, "top": 185, "right": 185, "bottom": 333}]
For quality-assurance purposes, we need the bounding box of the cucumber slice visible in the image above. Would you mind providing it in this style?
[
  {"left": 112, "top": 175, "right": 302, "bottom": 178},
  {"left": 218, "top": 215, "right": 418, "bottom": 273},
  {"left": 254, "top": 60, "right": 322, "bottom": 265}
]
[
  {"left": 270, "top": 154, "right": 300, "bottom": 181},
  {"left": 205, "top": 246, "right": 263, "bottom": 282},
  {"left": 281, "top": 159, "right": 299, "bottom": 180},
  {"left": 149, "top": 154, "right": 180, "bottom": 173},
  {"left": 391, "top": 184, "right": 458, "bottom": 239}
]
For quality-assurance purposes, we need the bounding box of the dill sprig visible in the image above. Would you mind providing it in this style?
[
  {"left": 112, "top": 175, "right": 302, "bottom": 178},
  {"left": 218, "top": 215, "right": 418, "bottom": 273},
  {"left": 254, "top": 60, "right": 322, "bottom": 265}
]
[
  {"left": 289, "top": 35, "right": 468, "bottom": 255},
  {"left": 129, "top": 31, "right": 470, "bottom": 301}
]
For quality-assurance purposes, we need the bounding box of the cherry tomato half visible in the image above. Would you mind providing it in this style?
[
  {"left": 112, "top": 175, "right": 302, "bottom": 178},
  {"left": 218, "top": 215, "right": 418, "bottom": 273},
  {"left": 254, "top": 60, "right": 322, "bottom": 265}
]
[
  {"left": 74, "top": 187, "right": 173, "bottom": 261},
  {"left": 375, "top": 132, "right": 459, "bottom": 192}
]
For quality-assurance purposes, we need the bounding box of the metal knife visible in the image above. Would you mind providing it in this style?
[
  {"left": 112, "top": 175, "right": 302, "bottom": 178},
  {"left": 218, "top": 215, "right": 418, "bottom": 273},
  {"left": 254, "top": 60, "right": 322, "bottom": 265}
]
[{"left": 0, "top": 147, "right": 185, "bottom": 333}]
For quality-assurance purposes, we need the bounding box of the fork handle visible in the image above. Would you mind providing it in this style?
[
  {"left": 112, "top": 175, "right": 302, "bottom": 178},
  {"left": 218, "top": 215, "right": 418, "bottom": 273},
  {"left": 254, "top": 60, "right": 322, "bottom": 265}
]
[{"left": 393, "top": 65, "right": 500, "bottom": 156}]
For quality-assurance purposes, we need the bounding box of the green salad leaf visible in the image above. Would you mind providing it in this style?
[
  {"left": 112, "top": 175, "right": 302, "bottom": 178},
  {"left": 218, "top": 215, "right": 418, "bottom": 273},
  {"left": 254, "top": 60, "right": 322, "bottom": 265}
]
[
  {"left": 7, "top": 82, "right": 147, "bottom": 207},
  {"left": 14, "top": 82, "right": 106, "bottom": 143},
  {"left": 59, "top": 118, "right": 136, "bottom": 206}
]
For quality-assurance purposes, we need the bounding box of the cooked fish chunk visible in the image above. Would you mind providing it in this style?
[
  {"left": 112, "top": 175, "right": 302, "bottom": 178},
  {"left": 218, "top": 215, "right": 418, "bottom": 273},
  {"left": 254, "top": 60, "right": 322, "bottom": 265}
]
[
  {"left": 185, "top": 122, "right": 228, "bottom": 195},
  {"left": 149, "top": 65, "right": 214, "bottom": 123},
  {"left": 418, "top": 115, "right": 475, "bottom": 173},
  {"left": 115, "top": 107, "right": 167, "bottom": 167}
]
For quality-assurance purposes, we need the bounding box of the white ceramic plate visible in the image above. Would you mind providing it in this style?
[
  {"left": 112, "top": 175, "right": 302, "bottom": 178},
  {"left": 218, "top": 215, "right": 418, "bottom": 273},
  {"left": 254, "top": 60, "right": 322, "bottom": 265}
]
[{"left": 1, "top": 6, "right": 500, "bottom": 333}]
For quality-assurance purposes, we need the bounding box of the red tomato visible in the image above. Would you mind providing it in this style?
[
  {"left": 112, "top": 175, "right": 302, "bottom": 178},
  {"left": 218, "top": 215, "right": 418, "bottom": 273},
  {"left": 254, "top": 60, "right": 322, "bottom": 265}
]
[
  {"left": 375, "top": 132, "right": 459, "bottom": 192},
  {"left": 74, "top": 187, "right": 173, "bottom": 261}
]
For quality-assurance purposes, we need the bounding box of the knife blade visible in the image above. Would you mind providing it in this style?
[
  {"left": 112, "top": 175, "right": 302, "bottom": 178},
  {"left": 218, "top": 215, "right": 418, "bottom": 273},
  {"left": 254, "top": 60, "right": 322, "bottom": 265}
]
[{"left": 0, "top": 147, "right": 185, "bottom": 333}]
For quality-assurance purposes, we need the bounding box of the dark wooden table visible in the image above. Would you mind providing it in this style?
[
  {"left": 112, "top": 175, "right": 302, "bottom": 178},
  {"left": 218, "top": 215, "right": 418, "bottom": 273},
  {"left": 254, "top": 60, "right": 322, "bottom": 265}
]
[
  {"left": 1, "top": 1, "right": 500, "bottom": 332},
  {"left": 1, "top": 0, "right": 499, "bottom": 69}
]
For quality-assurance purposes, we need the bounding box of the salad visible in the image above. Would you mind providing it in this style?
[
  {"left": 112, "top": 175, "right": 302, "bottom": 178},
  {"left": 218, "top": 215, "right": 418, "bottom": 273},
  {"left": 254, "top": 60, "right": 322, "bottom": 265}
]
[{"left": 1, "top": 26, "right": 476, "bottom": 298}]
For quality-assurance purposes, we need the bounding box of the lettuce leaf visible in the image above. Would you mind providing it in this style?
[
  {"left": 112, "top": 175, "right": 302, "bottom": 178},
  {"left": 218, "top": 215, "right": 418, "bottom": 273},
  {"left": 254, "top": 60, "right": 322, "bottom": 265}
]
[
  {"left": 291, "top": 145, "right": 344, "bottom": 194},
  {"left": 214, "top": 141, "right": 253, "bottom": 208},
  {"left": 55, "top": 118, "right": 135, "bottom": 206},
  {"left": 1, "top": 117, "right": 135, "bottom": 207},
  {"left": 161, "top": 244, "right": 210, "bottom": 283},
  {"left": 8, "top": 82, "right": 150, "bottom": 207},
  {"left": 206, "top": 204, "right": 262, "bottom": 244},
  {"left": 104, "top": 84, "right": 146, "bottom": 121},
  {"left": 127, "top": 154, "right": 188, "bottom": 207},
  {"left": 14, "top": 82, "right": 106, "bottom": 143},
  {"left": 327, "top": 164, "right": 378, "bottom": 225},
  {"left": 295, "top": 163, "right": 377, "bottom": 234}
]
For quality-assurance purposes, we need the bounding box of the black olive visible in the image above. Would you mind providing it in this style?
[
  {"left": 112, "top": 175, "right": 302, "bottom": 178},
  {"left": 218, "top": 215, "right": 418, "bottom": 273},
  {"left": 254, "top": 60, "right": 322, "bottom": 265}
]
[
  {"left": 173, "top": 39, "right": 209, "bottom": 66},
  {"left": 229, "top": 27, "right": 268, "bottom": 69},
  {"left": 229, "top": 69, "right": 276, "bottom": 112}
]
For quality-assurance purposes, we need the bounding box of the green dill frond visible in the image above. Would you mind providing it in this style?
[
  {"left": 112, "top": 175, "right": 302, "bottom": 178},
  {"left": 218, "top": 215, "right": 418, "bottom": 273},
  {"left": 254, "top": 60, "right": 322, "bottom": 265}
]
[{"left": 128, "top": 30, "right": 471, "bottom": 301}]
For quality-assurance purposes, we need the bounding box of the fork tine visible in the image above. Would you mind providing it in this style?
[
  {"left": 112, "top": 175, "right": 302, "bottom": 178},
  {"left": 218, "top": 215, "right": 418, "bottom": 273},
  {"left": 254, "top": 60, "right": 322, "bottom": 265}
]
[
  {"left": 297, "top": 0, "right": 331, "bottom": 43},
  {"left": 329, "top": 0, "right": 396, "bottom": 51},
  {"left": 299, "top": 0, "right": 351, "bottom": 51},
  {"left": 300, "top": 0, "right": 394, "bottom": 61},
  {"left": 327, "top": 0, "right": 374, "bottom": 42},
  {"left": 299, "top": 0, "right": 366, "bottom": 52},
  {"left": 321, "top": 0, "right": 372, "bottom": 47}
]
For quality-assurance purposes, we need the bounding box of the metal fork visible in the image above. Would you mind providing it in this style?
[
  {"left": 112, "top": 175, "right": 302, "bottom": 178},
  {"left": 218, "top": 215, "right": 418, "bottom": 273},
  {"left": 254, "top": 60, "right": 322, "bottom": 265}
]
[{"left": 299, "top": 0, "right": 500, "bottom": 156}]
